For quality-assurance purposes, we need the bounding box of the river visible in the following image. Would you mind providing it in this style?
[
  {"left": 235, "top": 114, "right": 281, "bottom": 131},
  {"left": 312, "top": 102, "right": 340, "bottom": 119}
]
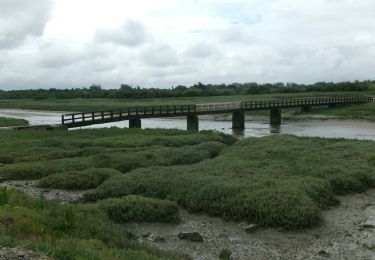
[{"left": 1, "top": 109, "right": 375, "bottom": 141}]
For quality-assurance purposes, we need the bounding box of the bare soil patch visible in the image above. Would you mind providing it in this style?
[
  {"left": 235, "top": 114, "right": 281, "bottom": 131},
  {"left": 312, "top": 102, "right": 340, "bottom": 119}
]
[
  {"left": 125, "top": 190, "right": 375, "bottom": 260},
  {"left": 0, "top": 180, "right": 89, "bottom": 204}
]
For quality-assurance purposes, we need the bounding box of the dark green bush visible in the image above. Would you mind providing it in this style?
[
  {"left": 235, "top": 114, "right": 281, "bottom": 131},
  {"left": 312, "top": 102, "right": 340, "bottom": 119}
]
[
  {"left": 97, "top": 195, "right": 179, "bottom": 223},
  {"left": 37, "top": 168, "right": 121, "bottom": 190},
  {"left": 0, "top": 189, "right": 177, "bottom": 260},
  {"left": 87, "top": 135, "right": 375, "bottom": 229}
]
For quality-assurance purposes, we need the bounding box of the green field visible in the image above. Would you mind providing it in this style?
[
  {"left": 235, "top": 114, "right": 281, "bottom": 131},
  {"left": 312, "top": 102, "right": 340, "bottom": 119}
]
[
  {"left": 0, "top": 90, "right": 374, "bottom": 112},
  {"left": 293, "top": 102, "right": 375, "bottom": 118},
  {"left": 0, "top": 117, "right": 28, "bottom": 127},
  {"left": 0, "top": 91, "right": 374, "bottom": 123}
]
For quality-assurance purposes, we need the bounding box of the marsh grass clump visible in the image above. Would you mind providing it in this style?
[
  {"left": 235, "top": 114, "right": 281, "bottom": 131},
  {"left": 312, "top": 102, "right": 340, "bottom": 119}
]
[
  {"left": 0, "top": 155, "right": 15, "bottom": 164},
  {"left": 0, "top": 128, "right": 231, "bottom": 181},
  {"left": 37, "top": 168, "right": 121, "bottom": 190},
  {"left": 0, "top": 189, "right": 177, "bottom": 260},
  {"left": 96, "top": 195, "right": 179, "bottom": 224},
  {"left": 87, "top": 135, "right": 375, "bottom": 229},
  {"left": 0, "top": 187, "right": 9, "bottom": 206},
  {"left": 91, "top": 141, "right": 228, "bottom": 173},
  {"left": 219, "top": 248, "right": 232, "bottom": 260},
  {"left": 0, "top": 117, "right": 28, "bottom": 127}
]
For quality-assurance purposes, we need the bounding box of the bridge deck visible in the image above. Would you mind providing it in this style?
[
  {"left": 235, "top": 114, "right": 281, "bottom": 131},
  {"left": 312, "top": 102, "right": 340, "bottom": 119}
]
[{"left": 62, "top": 96, "right": 373, "bottom": 128}]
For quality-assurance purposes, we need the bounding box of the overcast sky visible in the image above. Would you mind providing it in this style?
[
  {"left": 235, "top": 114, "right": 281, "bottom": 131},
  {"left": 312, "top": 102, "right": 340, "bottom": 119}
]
[{"left": 1, "top": 0, "right": 375, "bottom": 90}]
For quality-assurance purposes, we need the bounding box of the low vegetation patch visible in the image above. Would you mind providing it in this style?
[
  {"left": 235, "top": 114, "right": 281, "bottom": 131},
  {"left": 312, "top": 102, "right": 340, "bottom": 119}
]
[
  {"left": 0, "top": 117, "right": 28, "bottom": 127},
  {"left": 0, "top": 128, "right": 234, "bottom": 181},
  {"left": 2, "top": 127, "right": 374, "bottom": 231},
  {"left": 96, "top": 195, "right": 179, "bottom": 224},
  {"left": 86, "top": 135, "right": 375, "bottom": 229},
  {"left": 295, "top": 102, "right": 375, "bottom": 118},
  {"left": 37, "top": 168, "right": 121, "bottom": 190},
  {"left": 0, "top": 188, "right": 178, "bottom": 260}
]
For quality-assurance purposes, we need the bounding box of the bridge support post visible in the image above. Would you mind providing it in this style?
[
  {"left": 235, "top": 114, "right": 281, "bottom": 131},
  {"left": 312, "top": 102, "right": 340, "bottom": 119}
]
[
  {"left": 129, "top": 117, "right": 141, "bottom": 128},
  {"left": 301, "top": 105, "right": 312, "bottom": 112},
  {"left": 270, "top": 108, "right": 281, "bottom": 125},
  {"left": 187, "top": 115, "right": 199, "bottom": 131},
  {"left": 232, "top": 110, "right": 245, "bottom": 129}
]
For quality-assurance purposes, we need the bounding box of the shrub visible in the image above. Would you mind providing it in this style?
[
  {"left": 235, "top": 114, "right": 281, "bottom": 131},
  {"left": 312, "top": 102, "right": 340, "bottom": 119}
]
[
  {"left": 96, "top": 195, "right": 179, "bottom": 223},
  {"left": 0, "top": 189, "right": 177, "bottom": 259},
  {"left": 86, "top": 135, "right": 375, "bottom": 229},
  {"left": 37, "top": 168, "right": 121, "bottom": 190},
  {"left": 0, "top": 187, "right": 9, "bottom": 206},
  {"left": 219, "top": 248, "right": 232, "bottom": 260}
]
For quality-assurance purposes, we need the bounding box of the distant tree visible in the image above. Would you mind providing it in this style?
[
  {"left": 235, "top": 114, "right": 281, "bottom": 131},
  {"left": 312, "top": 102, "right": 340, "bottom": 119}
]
[{"left": 89, "top": 84, "right": 102, "bottom": 91}]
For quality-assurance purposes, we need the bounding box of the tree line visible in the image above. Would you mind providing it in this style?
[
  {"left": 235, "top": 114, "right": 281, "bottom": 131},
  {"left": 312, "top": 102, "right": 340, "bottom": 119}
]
[{"left": 0, "top": 80, "right": 374, "bottom": 100}]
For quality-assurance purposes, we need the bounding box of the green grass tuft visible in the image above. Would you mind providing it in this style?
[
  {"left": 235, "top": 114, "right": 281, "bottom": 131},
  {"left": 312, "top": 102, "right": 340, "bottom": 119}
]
[
  {"left": 37, "top": 168, "right": 121, "bottom": 190},
  {"left": 86, "top": 135, "right": 375, "bottom": 229},
  {"left": 96, "top": 195, "right": 179, "bottom": 224},
  {"left": 0, "top": 117, "right": 28, "bottom": 127},
  {"left": 0, "top": 189, "right": 178, "bottom": 259}
]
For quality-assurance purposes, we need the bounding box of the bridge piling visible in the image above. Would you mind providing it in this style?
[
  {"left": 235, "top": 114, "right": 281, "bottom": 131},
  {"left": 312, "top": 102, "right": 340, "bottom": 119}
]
[
  {"left": 232, "top": 110, "right": 245, "bottom": 129},
  {"left": 187, "top": 115, "right": 199, "bottom": 131},
  {"left": 129, "top": 117, "right": 141, "bottom": 128},
  {"left": 270, "top": 108, "right": 281, "bottom": 125}
]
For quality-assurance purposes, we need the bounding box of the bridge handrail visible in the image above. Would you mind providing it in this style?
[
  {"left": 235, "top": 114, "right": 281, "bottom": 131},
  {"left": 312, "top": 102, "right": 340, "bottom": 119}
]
[
  {"left": 62, "top": 96, "right": 373, "bottom": 125},
  {"left": 241, "top": 96, "right": 372, "bottom": 109},
  {"left": 62, "top": 104, "right": 197, "bottom": 125}
]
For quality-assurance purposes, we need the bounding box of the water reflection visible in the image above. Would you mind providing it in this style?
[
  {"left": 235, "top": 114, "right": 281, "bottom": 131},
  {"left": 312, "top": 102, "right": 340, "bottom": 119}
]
[
  {"left": 270, "top": 124, "right": 281, "bottom": 134},
  {"left": 231, "top": 128, "right": 244, "bottom": 137},
  {"left": 1, "top": 109, "right": 375, "bottom": 141}
]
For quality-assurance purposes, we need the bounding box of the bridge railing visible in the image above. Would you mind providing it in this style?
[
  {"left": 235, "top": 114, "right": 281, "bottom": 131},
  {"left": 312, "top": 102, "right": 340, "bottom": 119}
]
[
  {"left": 196, "top": 102, "right": 241, "bottom": 112},
  {"left": 240, "top": 96, "right": 372, "bottom": 110},
  {"left": 62, "top": 104, "right": 196, "bottom": 125},
  {"left": 62, "top": 96, "right": 373, "bottom": 126}
]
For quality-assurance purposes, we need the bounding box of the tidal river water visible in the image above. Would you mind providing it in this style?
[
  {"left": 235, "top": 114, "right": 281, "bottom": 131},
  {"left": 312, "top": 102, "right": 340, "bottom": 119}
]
[{"left": 1, "top": 108, "right": 375, "bottom": 141}]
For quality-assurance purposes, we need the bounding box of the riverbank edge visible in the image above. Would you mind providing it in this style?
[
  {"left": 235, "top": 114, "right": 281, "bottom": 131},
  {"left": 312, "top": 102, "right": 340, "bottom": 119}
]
[{"left": 199, "top": 113, "right": 375, "bottom": 123}]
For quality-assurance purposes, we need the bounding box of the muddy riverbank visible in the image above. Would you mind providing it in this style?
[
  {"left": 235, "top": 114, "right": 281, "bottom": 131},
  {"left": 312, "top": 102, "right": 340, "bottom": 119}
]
[
  {"left": 0, "top": 180, "right": 89, "bottom": 204},
  {"left": 126, "top": 190, "right": 375, "bottom": 260},
  {"left": 1, "top": 180, "right": 374, "bottom": 259}
]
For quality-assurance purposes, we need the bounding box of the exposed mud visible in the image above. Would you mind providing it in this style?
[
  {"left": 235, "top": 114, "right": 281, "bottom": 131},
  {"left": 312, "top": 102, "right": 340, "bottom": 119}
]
[
  {"left": 0, "top": 247, "right": 51, "bottom": 260},
  {"left": 0, "top": 180, "right": 89, "bottom": 204},
  {"left": 1, "top": 180, "right": 374, "bottom": 259},
  {"left": 125, "top": 190, "right": 375, "bottom": 260}
]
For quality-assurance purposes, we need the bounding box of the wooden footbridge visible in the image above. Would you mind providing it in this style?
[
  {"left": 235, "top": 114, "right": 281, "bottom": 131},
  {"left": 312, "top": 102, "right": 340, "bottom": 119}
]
[{"left": 62, "top": 96, "right": 374, "bottom": 130}]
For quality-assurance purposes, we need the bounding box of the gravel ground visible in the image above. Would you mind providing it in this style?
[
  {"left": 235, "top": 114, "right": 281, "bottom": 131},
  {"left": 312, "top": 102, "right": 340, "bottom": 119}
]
[
  {"left": 0, "top": 180, "right": 89, "bottom": 204},
  {"left": 0, "top": 247, "right": 51, "bottom": 260},
  {"left": 125, "top": 190, "right": 375, "bottom": 260}
]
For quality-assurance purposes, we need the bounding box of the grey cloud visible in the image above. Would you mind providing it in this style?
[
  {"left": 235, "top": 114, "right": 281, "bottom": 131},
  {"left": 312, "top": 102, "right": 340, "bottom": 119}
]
[
  {"left": 0, "top": 0, "right": 53, "bottom": 49},
  {"left": 38, "top": 45, "right": 85, "bottom": 69},
  {"left": 2, "top": 0, "right": 375, "bottom": 90},
  {"left": 183, "top": 43, "right": 220, "bottom": 59},
  {"left": 140, "top": 43, "right": 178, "bottom": 67},
  {"left": 95, "top": 20, "right": 150, "bottom": 47}
]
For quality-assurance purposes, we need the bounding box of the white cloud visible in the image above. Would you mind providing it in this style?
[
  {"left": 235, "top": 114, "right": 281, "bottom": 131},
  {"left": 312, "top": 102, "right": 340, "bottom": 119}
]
[
  {"left": 0, "top": 0, "right": 53, "bottom": 49},
  {"left": 95, "top": 20, "right": 151, "bottom": 47},
  {"left": 1, "top": 0, "right": 375, "bottom": 90}
]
